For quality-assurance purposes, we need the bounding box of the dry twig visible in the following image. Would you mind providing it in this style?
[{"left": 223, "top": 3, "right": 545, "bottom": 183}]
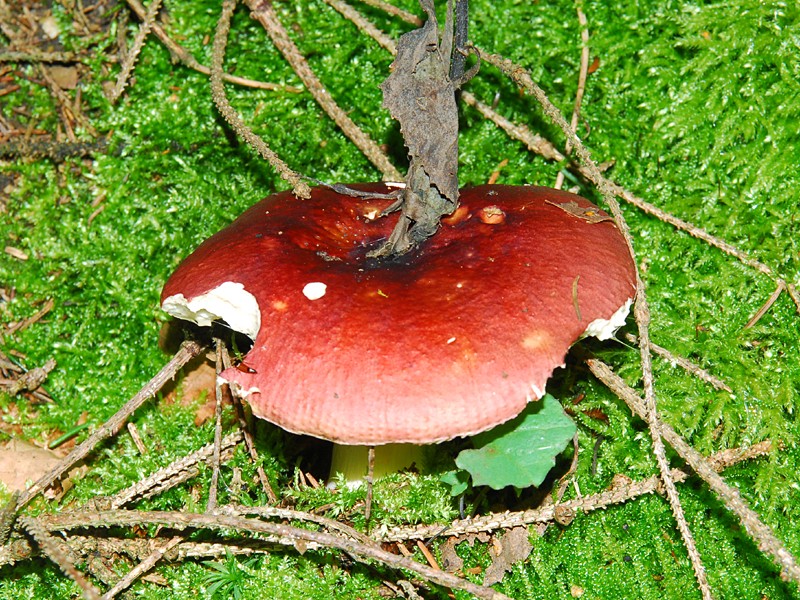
[
  {"left": 356, "top": 0, "right": 422, "bottom": 26},
  {"left": 376, "top": 441, "right": 771, "bottom": 542},
  {"left": 244, "top": 0, "right": 402, "bottom": 181},
  {"left": 17, "top": 340, "right": 204, "bottom": 510},
  {"left": 39, "top": 510, "right": 513, "bottom": 600},
  {"left": 5, "top": 297, "right": 54, "bottom": 336},
  {"left": 453, "top": 50, "right": 798, "bottom": 324},
  {"left": 587, "top": 358, "right": 800, "bottom": 585},
  {"left": 109, "top": 0, "right": 162, "bottom": 103},
  {"left": 625, "top": 333, "right": 733, "bottom": 393},
  {"left": 122, "top": 0, "right": 301, "bottom": 92},
  {"left": 100, "top": 535, "right": 182, "bottom": 599},
  {"left": 18, "top": 516, "right": 101, "bottom": 600},
  {"left": 210, "top": 0, "right": 311, "bottom": 198},
  {"left": 554, "top": 2, "right": 589, "bottom": 191},
  {"left": 109, "top": 431, "right": 242, "bottom": 509}
]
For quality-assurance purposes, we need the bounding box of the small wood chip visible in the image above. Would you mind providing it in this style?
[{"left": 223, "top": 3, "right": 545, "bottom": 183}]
[{"left": 4, "top": 246, "right": 28, "bottom": 260}]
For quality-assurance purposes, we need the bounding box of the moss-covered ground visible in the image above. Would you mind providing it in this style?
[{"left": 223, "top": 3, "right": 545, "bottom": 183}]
[{"left": 1, "top": 0, "right": 798, "bottom": 598}]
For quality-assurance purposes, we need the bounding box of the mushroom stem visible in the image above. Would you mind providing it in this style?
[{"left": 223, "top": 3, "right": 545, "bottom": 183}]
[{"left": 329, "top": 444, "right": 425, "bottom": 486}]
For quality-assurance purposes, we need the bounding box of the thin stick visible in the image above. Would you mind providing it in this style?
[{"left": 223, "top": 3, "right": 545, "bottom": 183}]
[
  {"left": 223, "top": 504, "right": 377, "bottom": 547},
  {"left": 210, "top": 0, "right": 312, "bottom": 198},
  {"left": 323, "top": 0, "right": 397, "bottom": 54},
  {"left": 206, "top": 339, "right": 226, "bottom": 511},
  {"left": 123, "top": 0, "right": 301, "bottom": 92},
  {"left": 786, "top": 282, "right": 800, "bottom": 313},
  {"left": 633, "top": 291, "right": 712, "bottom": 599},
  {"left": 625, "top": 333, "right": 733, "bottom": 393},
  {"left": 220, "top": 346, "right": 278, "bottom": 504},
  {"left": 17, "top": 340, "right": 204, "bottom": 509},
  {"left": 365, "top": 446, "right": 375, "bottom": 531},
  {"left": 587, "top": 358, "right": 800, "bottom": 586},
  {"left": 5, "top": 297, "right": 54, "bottom": 335},
  {"left": 356, "top": 0, "right": 422, "bottom": 26},
  {"left": 109, "top": 0, "right": 162, "bottom": 103},
  {"left": 468, "top": 52, "right": 797, "bottom": 321},
  {"left": 416, "top": 539, "right": 439, "bottom": 569},
  {"left": 449, "top": 0, "right": 469, "bottom": 82},
  {"left": 554, "top": 2, "right": 589, "bottom": 190},
  {"left": 3, "top": 442, "right": 766, "bottom": 570},
  {"left": 100, "top": 536, "right": 182, "bottom": 599},
  {"left": 126, "top": 422, "right": 148, "bottom": 454},
  {"left": 325, "top": 0, "right": 566, "bottom": 168},
  {"left": 244, "top": 0, "right": 402, "bottom": 182},
  {"left": 0, "top": 50, "right": 86, "bottom": 63},
  {"left": 40, "top": 510, "right": 513, "bottom": 600},
  {"left": 744, "top": 281, "right": 784, "bottom": 329}
]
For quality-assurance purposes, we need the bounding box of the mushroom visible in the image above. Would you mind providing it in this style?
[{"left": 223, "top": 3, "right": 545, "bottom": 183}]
[{"left": 161, "top": 184, "right": 636, "bottom": 482}]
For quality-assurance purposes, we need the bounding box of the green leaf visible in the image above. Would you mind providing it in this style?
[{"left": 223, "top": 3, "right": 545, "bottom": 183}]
[
  {"left": 440, "top": 469, "right": 471, "bottom": 496},
  {"left": 455, "top": 394, "right": 576, "bottom": 490}
]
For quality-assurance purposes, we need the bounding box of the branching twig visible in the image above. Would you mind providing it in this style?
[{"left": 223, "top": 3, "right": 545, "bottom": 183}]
[
  {"left": 123, "top": 0, "right": 301, "bottom": 92},
  {"left": 109, "top": 0, "right": 162, "bottom": 103},
  {"left": 466, "top": 52, "right": 798, "bottom": 324},
  {"left": 376, "top": 440, "right": 772, "bottom": 542},
  {"left": 221, "top": 504, "right": 376, "bottom": 547},
  {"left": 109, "top": 431, "right": 242, "bottom": 509},
  {"left": 100, "top": 536, "right": 181, "bottom": 599},
  {"left": 17, "top": 340, "right": 204, "bottom": 510},
  {"left": 356, "top": 0, "right": 422, "bottom": 26},
  {"left": 323, "top": 0, "right": 398, "bottom": 54},
  {"left": 483, "top": 48, "right": 712, "bottom": 599},
  {"left": 38, "top": 510, "right": 513, "bottom": 600},
  {"left": 19, "top": 516, "right": 101, "bottom": 600},
  {"left": 210, "top": 0, "right": 312, "bottom": 198}
]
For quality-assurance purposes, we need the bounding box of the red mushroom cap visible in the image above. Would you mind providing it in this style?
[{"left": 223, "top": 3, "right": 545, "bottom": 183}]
[{"left": 161, "top": 184, "right": 636, "bottom": 445}]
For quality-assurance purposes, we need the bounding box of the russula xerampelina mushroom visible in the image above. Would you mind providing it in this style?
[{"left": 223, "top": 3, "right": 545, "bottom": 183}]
[{"left": 161, "top": 184, "right": 636, "bottom": 482}]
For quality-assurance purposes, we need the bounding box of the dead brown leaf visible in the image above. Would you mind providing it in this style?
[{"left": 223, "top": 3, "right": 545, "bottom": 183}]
[
  {"left": 545, "top": 199, "right": 613, "bottom": 224},
  {"left": 439, "top": 537, "right": 464, "bottom": 573},
  {"left": 0, "top": 438, "right": 62, "bottom": 492},
  {"left": 48, "top": 66, "right": 79, "bottom": 90},
  {"left": 483, "top": 527, "right": 533, "bottom": 586}
]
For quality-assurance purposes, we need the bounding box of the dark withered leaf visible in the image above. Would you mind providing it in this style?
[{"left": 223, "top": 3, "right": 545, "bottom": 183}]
[
  {"left": 380, "top": 0, "right": 458, "bottom": 202},
  {"left": 483, "top": 527, "right": 533, "bottom": 586}
]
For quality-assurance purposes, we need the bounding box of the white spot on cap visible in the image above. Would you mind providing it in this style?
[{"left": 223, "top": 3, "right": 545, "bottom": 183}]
[
  {"left": 162, "top": 281, "right": 260, "bottom": 340},
  {"left": 446, "top": 336, "right": 457, "bottom": 344},
  {"left": 303, "top": 282, "right": 327, "bottom": 300},
  {"left": 363, "top": 207, "right": 381, "bottom": 221},
  {"left": 583, "top": 298, "right": 633, "bottom": 341}
]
